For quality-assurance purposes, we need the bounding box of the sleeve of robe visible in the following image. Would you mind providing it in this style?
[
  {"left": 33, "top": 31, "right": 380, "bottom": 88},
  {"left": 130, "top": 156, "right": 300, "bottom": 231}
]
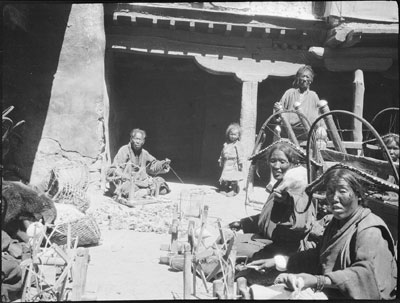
[
  {"left": 240, "top": 214, "right": 261, "bottom": 234},
  {"left": 286, "top": 247, "right": 320, "bottom": 274},
  {"left": 235, "top": 142, "right": 244, "bottom": 168},
  {"left": 145, "top": 151, "right": 169, "bottom": 176},
  {"left": 274, "top": 166, "right": 315, "bottom": 233},
  {"left": 106, "top": 145, "right": 130, "bottom": 179},
  {"left": 324, "top": 227, "right": 397, "bottom": 300},
  {"left": 218, "top": 144, "right": 225, "bottom": 167}
]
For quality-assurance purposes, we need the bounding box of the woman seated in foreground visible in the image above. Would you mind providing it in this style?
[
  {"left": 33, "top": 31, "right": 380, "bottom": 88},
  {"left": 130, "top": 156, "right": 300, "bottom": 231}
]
[
  {"left": 247, "top": 165, "right": 398, "bottom": 300},
  {"left": 228, "top": 140, "right": 316, "bottom": 261}
]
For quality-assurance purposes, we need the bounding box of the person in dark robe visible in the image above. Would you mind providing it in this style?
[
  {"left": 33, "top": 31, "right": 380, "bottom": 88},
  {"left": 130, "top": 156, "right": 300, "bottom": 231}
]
[
  {"left": 228, "top": 140, "right": 316, "bottom": 260},
  {"left": 247, "top": 165, "right": 398, "bottom": 300}
]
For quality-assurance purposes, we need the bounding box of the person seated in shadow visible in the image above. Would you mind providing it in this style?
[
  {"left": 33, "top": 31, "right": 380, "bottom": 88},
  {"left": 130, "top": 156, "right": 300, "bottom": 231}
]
[{"left": 106, "top": 128, "right": 171, "bottom": 201}]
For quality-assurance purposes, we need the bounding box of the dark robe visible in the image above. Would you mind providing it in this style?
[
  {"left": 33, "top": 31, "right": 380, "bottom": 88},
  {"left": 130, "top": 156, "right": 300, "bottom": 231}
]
[
  {"left": 287, "top": 207, "right": 397, "bottom": 300},
  {"left": 106, "top": 143, "right": 170, "bottom": 198}
]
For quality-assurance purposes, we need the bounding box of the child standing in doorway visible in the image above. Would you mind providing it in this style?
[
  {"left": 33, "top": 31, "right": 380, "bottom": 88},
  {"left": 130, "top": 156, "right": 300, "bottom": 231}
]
[{"left": 218, "top": 123, "right": 244, "bottom": 196}]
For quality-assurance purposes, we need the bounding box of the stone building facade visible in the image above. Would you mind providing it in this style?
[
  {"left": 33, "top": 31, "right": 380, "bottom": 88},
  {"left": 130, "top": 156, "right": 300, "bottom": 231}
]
[{"left": 2, "top": 2, "right": 398, "bottom": 189}]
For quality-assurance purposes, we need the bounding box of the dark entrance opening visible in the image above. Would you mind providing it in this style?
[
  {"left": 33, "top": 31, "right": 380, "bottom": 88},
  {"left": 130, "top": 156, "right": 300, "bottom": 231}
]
[{"left": 105, "top": 51, "right": 242, "bottom": 185}]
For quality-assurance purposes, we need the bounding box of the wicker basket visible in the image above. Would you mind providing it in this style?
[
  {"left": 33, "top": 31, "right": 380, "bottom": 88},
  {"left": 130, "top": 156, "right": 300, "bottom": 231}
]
[
  {"left": 48, "top": 216, "right": 101, "bottom": 247},
  {"left": 47, "top": 163, "right": 90, "bottom": 213}
]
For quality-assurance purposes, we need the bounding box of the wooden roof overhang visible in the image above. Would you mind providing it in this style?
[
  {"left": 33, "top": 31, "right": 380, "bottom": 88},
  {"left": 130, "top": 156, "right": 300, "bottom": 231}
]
[
  {"left": 105, "top": 3, "right": 398, "bottom": 73},
  {"left": 106, "top": 3, "right": 327, "bottom": 67}
]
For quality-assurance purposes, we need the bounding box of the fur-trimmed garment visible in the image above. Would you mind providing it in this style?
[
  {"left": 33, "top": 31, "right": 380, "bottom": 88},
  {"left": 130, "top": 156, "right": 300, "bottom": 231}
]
[{"left": 287, "top": 207, "right": 397, "bottom": 299}]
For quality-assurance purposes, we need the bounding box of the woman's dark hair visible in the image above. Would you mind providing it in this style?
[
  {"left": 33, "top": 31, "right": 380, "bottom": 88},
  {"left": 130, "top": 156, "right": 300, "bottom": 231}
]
[
  {"left": 267, "top": 142, "right": 300, "bottom": 165},
  {"left": 292, "top": 65, "right": 315, "bottom": 88},
  {"left": 323, "top": 168, "right": 365, "bottom": 206}
]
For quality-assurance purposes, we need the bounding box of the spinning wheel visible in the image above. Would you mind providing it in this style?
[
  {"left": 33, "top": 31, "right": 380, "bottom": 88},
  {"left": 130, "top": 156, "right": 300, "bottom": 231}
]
[{"left": 245, "top": 108, "right": 319, "bottom": 204}]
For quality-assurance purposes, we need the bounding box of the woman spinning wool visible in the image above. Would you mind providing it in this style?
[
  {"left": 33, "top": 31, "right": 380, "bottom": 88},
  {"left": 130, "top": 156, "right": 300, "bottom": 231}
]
[
  {"left": 228, "top": 140, "right": 316, "bottom": 260},
  {"left": 247, "top": 165, "right": 398, "bottom": 299}
]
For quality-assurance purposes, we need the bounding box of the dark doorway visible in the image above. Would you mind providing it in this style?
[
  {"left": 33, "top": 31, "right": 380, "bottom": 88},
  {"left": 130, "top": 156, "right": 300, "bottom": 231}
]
[{"left": 105, "top": 51, "right": 242, "bottom": 185}]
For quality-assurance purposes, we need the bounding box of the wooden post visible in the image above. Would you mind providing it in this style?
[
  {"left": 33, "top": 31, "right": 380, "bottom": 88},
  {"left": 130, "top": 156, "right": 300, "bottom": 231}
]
[
  {"left": 213, "top": 279, "right": 225, "bottom": 299},
  {"left": 318, "top": 100, "right": 346, "bottom": 153},
  {"left": 188, "top": 220, "right": 195, "bottom": 253},
  {"left": 352, "top": 69, "right": 364, "bottom": 153},
  {"left": 195, "top": 205, "right": 209, "bottom": 253},
  {"left": 226, "top": 245, "right": 237, "bottom": 299},
  {"left": 273, "top": 125, "right": 282, "bottom": 142},
  {"left": 237, "top": 277, "right": 251, "bottom": 300},
  {"left": 274, "top": 102, "right": 299, "bottom": 146},
  {"left": 193, "top": 260, "right": 197, "bottom": 297},
  {"left": 294, "top": 101, "right": 310, "bottom": 132},
  {"left": 71, "top": 248, "right": 90, "bottom": 301},
  {"left": 170, "top": 218, "right": 179, "bottom": 253},
  {"left": 239, "top": 80, "right": 259, "bottom": 196},
  {"left": 183, "top": 243, "right": 192, "bottom": 299}
]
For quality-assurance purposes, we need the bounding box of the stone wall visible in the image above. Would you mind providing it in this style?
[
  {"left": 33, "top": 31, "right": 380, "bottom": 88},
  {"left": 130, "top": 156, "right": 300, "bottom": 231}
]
[
  {"left": 3, "top": 3, "right": 398, "bottom": 190},
  {"left": 27, "top": 4, "right": 107, "bottom": 189}
]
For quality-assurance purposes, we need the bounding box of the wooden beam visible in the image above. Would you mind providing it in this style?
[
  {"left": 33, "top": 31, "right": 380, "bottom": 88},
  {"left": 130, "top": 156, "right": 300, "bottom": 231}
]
[
  {"left": 325, "top": 26, "right": 357, "bottom": 47},
  {"left": 341, "top": 30, "right": 362, "bottom": 48},
  {"left": 225, "top": 23, "right": 232, "bottom": 36},
  {"left": 309, "top": 46, "right": 398, "bottom": 60},
  {"left": 169, "top": 19, "right": 175, "bottom": 30},
  {"left": 114, "top": 4, "right": 328, "bottom": 31},
  {"left": 107, "top": 32, "right": 316, "bottom": 64},
  {"left": 324, "top": 57, "right": 393, "bottom": 72},
  {"left": 325, "top": 23, "right": 398, "bottom": 47},
  {"left": 244, "top": 26, "right": 252, "bottom": 37},
  {"left": 207, "top": 22, "right": 213, "bottom": 33}
]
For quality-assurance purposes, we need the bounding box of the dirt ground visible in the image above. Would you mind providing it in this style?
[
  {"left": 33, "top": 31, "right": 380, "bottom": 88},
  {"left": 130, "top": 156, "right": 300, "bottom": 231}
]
[{"left": 83, "top": 182, "right": 268, "bottom": 300}]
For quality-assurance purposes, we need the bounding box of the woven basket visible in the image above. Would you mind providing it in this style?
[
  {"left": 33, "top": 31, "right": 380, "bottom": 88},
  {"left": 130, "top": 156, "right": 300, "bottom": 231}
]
[
  {"left": 47, "top": 163, "right": 90, "bottom": 213},
  {"left": 48, "top": 216, "right": 101, "bottom": 247}
]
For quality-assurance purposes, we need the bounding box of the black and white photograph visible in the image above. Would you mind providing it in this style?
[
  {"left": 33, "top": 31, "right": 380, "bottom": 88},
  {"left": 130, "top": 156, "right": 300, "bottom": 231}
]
[{"left": 2, "top": 1, "right": 398, "bottom": 301}]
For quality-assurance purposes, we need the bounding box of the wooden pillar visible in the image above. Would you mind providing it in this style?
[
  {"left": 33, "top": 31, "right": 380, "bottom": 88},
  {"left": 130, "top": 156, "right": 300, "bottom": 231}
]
[
  {"left": 225, "top": 245, "right": 237, "bottom": 299},
  {"left": 235, "top": 74, "right": 266, "bottom": 183},
  {"left": 318, "top": 100, "right": 346, "bottom": 153},
  {"left": 352, "top": 70, "right": 365, "bottom": 143},
  {"left": 194, "top": 57, "right": 303, "bottom": 197},
  {"left": 212, "top": 279, "right": 224, "bottom": 299},
  {"left": 183, "top": 243, "right": 192, "bottom": 299},
  {"left": 71, "top": 248, "right": 90, "bottom": 301}
]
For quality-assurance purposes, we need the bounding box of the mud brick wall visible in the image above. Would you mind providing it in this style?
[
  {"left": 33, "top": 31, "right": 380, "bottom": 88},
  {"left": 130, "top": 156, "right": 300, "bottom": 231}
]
[
  {"left": 3, "top": 3, "right": 398, "bottom": 189},
  {"left": 27, "top": 4, "right": 108, "bottom": 189}
]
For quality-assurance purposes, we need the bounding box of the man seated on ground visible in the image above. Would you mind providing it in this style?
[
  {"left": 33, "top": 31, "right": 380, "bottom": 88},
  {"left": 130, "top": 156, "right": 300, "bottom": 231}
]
[{"left": 106, "top": 128, "right": 171, "bottom": 201}]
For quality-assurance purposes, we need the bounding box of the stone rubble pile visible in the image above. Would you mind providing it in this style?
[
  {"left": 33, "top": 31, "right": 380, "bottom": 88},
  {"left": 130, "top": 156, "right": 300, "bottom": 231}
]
[
  {"left": 83, "top": 186, "right": 215, "bottom": 234},
  {"left": 85, "top": 192, "right": 185, "bottom": 234}
]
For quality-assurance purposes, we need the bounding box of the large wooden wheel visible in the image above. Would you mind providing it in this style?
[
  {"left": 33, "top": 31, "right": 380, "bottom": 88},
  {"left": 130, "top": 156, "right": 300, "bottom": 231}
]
[
  {"left": 369, "top": 107, "right": 399, "bottom": 139},
  {"left": 245, "top": 109, "right": 314, "bottom": 204},
  {"left": 306, "top": 110, "right": 399, "bottom": 185}
]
